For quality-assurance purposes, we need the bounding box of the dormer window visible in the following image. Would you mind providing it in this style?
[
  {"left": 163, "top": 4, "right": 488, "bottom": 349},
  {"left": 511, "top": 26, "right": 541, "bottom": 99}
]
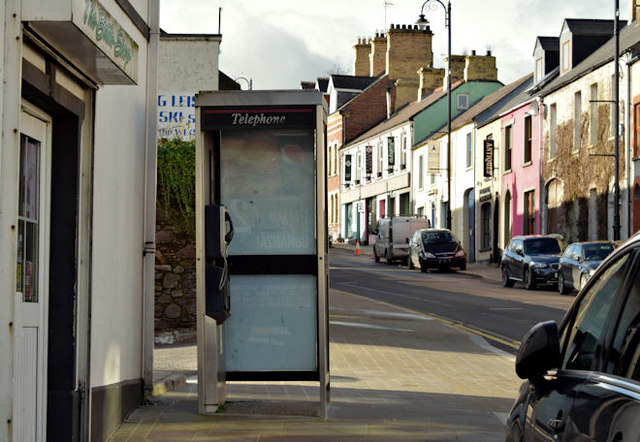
[
  {"left": 535, "top": 57, "right": 543, "bottom": 83},
  {"left": 457, "top": 94, "right": 469, "bottom": 110}
]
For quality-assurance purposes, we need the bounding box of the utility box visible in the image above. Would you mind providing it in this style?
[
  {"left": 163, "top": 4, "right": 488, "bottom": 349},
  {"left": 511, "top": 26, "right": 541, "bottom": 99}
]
[{"left": 195, "top": 90, "right": 329, "bottom": 415}]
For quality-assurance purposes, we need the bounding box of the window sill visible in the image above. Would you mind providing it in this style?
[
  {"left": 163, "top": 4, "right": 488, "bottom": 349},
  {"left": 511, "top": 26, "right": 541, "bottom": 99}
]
[{"left": 522, "top": 161, "right": 532, "bottom": 167}]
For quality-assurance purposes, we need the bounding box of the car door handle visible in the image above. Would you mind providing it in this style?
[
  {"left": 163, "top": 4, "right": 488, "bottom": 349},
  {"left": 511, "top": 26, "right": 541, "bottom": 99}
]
[{"left": 548, "top": 418, "right": 565, "bottom": 433}]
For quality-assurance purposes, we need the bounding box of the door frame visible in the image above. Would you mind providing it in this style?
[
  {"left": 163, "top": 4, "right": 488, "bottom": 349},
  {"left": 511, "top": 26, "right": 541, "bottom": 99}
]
[{"left": 14, "top": 103, "right": 53, "bottom": 441}]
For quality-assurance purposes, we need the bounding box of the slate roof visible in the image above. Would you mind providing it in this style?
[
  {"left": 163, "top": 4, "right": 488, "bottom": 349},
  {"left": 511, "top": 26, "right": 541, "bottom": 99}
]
[
  {"left": 344, "top": 82, "right": 465, "bottom": 148},
  {"left": 564, "top": 18, "right": 624, "bottom": 36},
  {"left": 537, "top": 19, "right": 640, "bottom": 97},
  {"left": 452, "top": 74, "right": 534, "bottom": 131},
  {"left": 534, "top": 36, "right": 559, "bottom": 55},
  {"left": 330, "top": 74, "right": 378, "bottom": 91}
]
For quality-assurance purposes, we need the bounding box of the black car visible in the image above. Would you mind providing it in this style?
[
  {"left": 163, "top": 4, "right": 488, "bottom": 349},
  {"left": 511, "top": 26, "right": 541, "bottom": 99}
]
[
  {"left": 501, "top": 235, "right": 562, "bottom": 290},
  {"left": 408, "top": 228, "right": 466, "bottom": 272},
  {"left": 557, "top": 240, "right": 616, "bottom": 294},
  {"left": 506, "top": 233, "right": 640, "bottom": 441}
]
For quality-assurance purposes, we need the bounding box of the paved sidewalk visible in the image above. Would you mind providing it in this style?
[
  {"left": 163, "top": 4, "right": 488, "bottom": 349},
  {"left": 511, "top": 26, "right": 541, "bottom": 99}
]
[{"left": 112, "top": 253, "right": 518, "bottom": 441}]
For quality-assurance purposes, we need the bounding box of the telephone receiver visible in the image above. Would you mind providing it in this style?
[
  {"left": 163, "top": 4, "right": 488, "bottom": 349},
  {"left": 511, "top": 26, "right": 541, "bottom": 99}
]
[{"left": 225, "top": 211, "right": 234, "bottom": 244}]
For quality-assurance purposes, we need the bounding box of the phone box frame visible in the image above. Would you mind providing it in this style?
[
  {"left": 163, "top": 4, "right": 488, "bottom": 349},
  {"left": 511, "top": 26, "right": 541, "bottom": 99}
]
[{"left": 195, "top": 90, "right": 329, "bottom": 416}]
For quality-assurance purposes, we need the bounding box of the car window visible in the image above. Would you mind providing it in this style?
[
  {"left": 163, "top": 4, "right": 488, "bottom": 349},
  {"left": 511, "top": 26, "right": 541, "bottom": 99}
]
[
  {"left": 561, "top": 250, "right": 634, "bottom": 371},
  {"left": 583, "top": 243, "right": 615, "bottom": 262},
  {"left": 523, "top": 238, "right": 561, "bottom": 255},
  {"left": 609, "top": 257, "right": 640, "bottom": 381},
  {"left": 563, "top": 244, "right": 575, "bottom": 258},
  {"left": 514, "top": 239, "right": 523, "bottom": 254}
]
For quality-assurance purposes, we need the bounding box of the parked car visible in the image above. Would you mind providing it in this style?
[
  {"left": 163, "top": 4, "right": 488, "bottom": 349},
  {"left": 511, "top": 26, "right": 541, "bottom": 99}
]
[
  {"left": 373, "top": 216, "right": 430, "bottom": 264},
  {"left": 506, "top": 233, "right": 640, "bottom": 441},
  {"left": 408, "top": 228, "right": 466, "bottom": 272},
  {"left": 557, "top": 240, "right": 616, "bottom": 294},
  {"left": 501, "top": 235, "right": 562, "bottom": 290}
]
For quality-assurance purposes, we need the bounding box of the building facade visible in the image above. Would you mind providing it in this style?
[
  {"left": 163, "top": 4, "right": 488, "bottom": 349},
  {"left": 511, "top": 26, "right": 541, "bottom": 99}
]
[{"left": 0, "top": 0, "right": 159, "bottom": 439}]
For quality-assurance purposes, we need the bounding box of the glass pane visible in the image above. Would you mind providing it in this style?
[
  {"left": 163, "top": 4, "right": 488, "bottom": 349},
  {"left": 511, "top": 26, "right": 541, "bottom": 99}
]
[
  {"left": 23, "top": 222, "right": 39, "bottom": 303},
  {"left": 221, "top": 129, "right": 315, "bottom": 255},
  {"left": 225, "top": 275, "right": 317, "bottom": 371},
  {"left": 610, "top": 273, "right": 640, "bottom": 379},
  {"left": 16, "top": 134, "right": 40, "bottom": 303},
  {"left": 16, "top": 221, "right": 24, "bottom": 292},
  {"left": 562, "top": 252, "right": 632, "bottom": 370}
]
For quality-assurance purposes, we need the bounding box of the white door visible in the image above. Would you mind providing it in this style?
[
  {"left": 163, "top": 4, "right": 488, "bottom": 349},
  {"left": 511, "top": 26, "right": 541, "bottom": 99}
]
[{"left": 14, "top": 107, "right": 51, "bottom": 441}]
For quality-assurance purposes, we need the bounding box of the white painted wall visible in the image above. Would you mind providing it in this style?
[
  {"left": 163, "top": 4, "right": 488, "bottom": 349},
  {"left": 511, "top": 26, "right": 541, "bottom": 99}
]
[{"left": 158, "top": 36, "right": 220, "bottom": 140}]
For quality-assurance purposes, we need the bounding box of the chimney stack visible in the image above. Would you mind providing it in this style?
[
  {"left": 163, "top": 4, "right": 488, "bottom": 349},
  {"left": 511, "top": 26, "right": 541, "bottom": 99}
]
[
  {"left": 417, "top": 66, "right": 445, "bottom": 101},
  {"left": 385, "top": 24, "right": 433, "bottom": 80},
  {"left": 353, "top": 37, "right": 372, "bottom": 76},
  {"left": 443, "top": 55, "right": 466, "bottom": 90},
  {"left": 464, "top": 51, "right": 498, "bottom": 82},
  {"left": 369, "top": 33, "right": 387, "bottom": 76}
]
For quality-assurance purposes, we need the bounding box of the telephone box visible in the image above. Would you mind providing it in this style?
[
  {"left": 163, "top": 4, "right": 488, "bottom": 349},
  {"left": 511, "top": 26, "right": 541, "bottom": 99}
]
[{"left": 195, "top": 90, "right": 329, "bottom": 415}]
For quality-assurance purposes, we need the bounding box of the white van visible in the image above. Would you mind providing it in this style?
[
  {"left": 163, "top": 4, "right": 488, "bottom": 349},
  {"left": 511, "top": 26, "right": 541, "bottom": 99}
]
[{"left": 373, "top": 216, "right": 430, "bottom": 264}]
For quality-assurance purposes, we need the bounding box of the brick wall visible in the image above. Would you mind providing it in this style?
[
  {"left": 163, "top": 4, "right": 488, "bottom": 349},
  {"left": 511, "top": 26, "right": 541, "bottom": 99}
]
[
  {"left": 464, "top": 53, "right": 498, "bottom": 81},
  {"left": 343, "top": 76, "right": 397, "bottom": 143}
]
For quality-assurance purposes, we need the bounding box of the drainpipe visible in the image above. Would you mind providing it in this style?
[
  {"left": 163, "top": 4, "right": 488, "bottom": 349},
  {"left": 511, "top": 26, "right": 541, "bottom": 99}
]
[
  {"left": 386, "top": 88, "right": 392, "bottom": 119},
  {"left": 142, "top": 0, "right": 160, "bottom": 393},
  {"left": 537, "top": 97, "right": 544, "bottom": 235}
]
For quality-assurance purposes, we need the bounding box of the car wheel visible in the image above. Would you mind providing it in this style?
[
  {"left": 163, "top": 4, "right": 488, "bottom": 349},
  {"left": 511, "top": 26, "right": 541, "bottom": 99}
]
[
  {"left": 501, "top": 266, "right": 514, "bottom": 287},
  {"left": 386, "top": 250, "right": 393, "bottom": 265},
  {"left": 558, "top": 273, "right": 570, "bottom": 295},
  {"left": 420, "top": 260, "right": 427, "bottom": 273},
  {"left": 580, "top": 273, "right": 589, "bottom": 291},
  {"left": 374, "top": 249, "right": 380, "bottom": 262},
  {"left": 459, "top": 262, "right": 466, "bottom": 271},
  {"left": 524, "top": 268, "right": 536, "bottom": 290}
]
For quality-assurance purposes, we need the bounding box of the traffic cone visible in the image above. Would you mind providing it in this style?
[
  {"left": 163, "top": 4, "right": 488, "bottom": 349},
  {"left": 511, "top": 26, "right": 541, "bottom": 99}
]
[{"left": 354, "top": 240, "right": 361, "bottom": 256}]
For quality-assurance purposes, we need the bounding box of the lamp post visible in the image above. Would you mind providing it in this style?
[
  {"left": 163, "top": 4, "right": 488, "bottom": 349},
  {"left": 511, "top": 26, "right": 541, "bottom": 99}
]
[
  {"left": 613, "top": 0, "right": 621, "bottom": 240},
  {"left": 416, "top": 0, "right": 452, "bottom": 230}
]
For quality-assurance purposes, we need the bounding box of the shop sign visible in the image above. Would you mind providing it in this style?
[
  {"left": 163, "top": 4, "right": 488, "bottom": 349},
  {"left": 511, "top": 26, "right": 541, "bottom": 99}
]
[
  {"left": 427, "top": 144, "right": 440, "bottom": 173},
  {"left": 483, "top": 139, "right": 494, "bottom": 178},
  {"left": 202, "top": 107, "right": 314, "bottom": 130},
  {"left": 479, "top": 186, "right": 492, "bottom": 202},
  {"left": 158, "top": 93, "right": 196, "bottom": 140},
  {"left": 77, "top": 0, "right": 138, "bottom": 82}
]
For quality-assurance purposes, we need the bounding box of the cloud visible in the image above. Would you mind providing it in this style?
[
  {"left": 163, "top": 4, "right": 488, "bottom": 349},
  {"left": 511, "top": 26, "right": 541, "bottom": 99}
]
[{"left": 160, "top": 0, "right": 626, "bottom": 89}]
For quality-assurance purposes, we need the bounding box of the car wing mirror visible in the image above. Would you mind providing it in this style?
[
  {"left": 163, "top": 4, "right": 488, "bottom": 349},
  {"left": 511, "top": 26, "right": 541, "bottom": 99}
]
[{"left": 515, "top": 321, "right": 560, "bottom": 380}]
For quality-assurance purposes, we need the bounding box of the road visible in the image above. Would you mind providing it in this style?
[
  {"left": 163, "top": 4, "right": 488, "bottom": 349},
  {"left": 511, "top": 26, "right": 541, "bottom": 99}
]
[{"left": 329, "top": 250, "right": 575, "bottom": 354}]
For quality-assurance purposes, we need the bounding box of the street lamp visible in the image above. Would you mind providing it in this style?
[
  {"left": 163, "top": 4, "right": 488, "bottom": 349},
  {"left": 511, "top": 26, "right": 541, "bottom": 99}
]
[{"left": 416, "top": 0, "right": 452, "bottom": 230}]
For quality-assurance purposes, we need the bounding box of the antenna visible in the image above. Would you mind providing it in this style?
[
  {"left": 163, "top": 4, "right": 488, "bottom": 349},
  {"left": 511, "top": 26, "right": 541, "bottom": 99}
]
[
  {"left": 218, "top": 7, "right": 222, "bottom": 34},
  {"left": 384, "top": 1, "right": 394, "bottom": 30}
]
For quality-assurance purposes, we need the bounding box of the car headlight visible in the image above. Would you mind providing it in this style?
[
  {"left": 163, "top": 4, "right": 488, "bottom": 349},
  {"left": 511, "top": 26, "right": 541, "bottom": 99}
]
[
  {"left": 455, "top": 250, "right": 465, "bottom": 258},
  {"left": 530, "top": 262, "right": 548, "bottom": 269},
  {"left": 421, "top": 251, "right": 436, "bottom": 259}
]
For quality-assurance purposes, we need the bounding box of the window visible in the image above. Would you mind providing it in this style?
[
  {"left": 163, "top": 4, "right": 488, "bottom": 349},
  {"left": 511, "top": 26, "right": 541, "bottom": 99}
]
[
  {"left": 635, "top": 103, "right": 640, "bottom": 157},
  {"left": 561, "top": 251, "right": 634, "bottom": 370},
  {"left": 524, "top": 115, "right": 532, "bottom": 164},
  {"left": 590, "top": 83, "right": 598, "bottom": 144},
  {"left": 457, "top": 93, "right": 469, "bottom": 110},
  {"left": 418, "top": 155, "right": 424, "bottom": 189},
  {"left": 574, "top": 91, "right": 582, "bottom": 151},
  {"left": 504, "top": 125, "right": 512, "bottom": 171},
  {"left": 481, "top": 202, "right": 491, "bottom": 250},
  {"left": 549, "top": 103, "right": 557, "bottom": 158},
  {"left": 561, "top": 40, "right": 570, "bottom": 73},
  {"left": 523, "top": 190, "right": 535, "bottom": 235},
  {"left": 466, "top": 132, "right": 472, "bottom": 168},
  {"left": 610, "top": 263, "right": 640, "bottom": 380},
  {"left": 535, "top": 57, "right": 543, "bottom": 83},
  {"left": 401, "top": 135, "right": 408, "bottom": 169},
  {"left": 387, "top": 136, "right": 395, "bottom": 171}
]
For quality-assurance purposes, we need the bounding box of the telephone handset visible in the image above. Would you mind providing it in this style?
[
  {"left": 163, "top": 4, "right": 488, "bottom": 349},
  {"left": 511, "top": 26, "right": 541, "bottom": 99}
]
[{"left": 205, "top": 204, "right": 233, "bottom": 323}]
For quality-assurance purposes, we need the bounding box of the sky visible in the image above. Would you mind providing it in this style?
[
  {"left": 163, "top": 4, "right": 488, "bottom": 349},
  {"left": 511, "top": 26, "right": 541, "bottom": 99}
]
[{"left": 159, "top": 0, "right": 627, "bottom": 90}]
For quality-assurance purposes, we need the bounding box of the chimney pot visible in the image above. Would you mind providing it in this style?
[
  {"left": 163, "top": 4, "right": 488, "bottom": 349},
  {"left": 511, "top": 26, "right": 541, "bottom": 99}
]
[
  {"left": 472, "top": 50, "right": 476, "bottom": 56},
  {"left": 487, "top": 50, "right": 492, "bottom": 56}
]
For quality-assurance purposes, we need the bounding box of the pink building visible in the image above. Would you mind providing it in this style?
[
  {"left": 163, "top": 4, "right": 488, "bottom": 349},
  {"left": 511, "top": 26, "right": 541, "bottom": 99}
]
[{"left": 500, "top": 98, "right": 544, "bottom": 243}]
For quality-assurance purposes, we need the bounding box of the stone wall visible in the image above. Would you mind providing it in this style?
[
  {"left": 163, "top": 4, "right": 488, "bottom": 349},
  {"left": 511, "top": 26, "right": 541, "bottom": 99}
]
[{"left": 155, "top": 210, "right": 196, "bottom": 332}]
